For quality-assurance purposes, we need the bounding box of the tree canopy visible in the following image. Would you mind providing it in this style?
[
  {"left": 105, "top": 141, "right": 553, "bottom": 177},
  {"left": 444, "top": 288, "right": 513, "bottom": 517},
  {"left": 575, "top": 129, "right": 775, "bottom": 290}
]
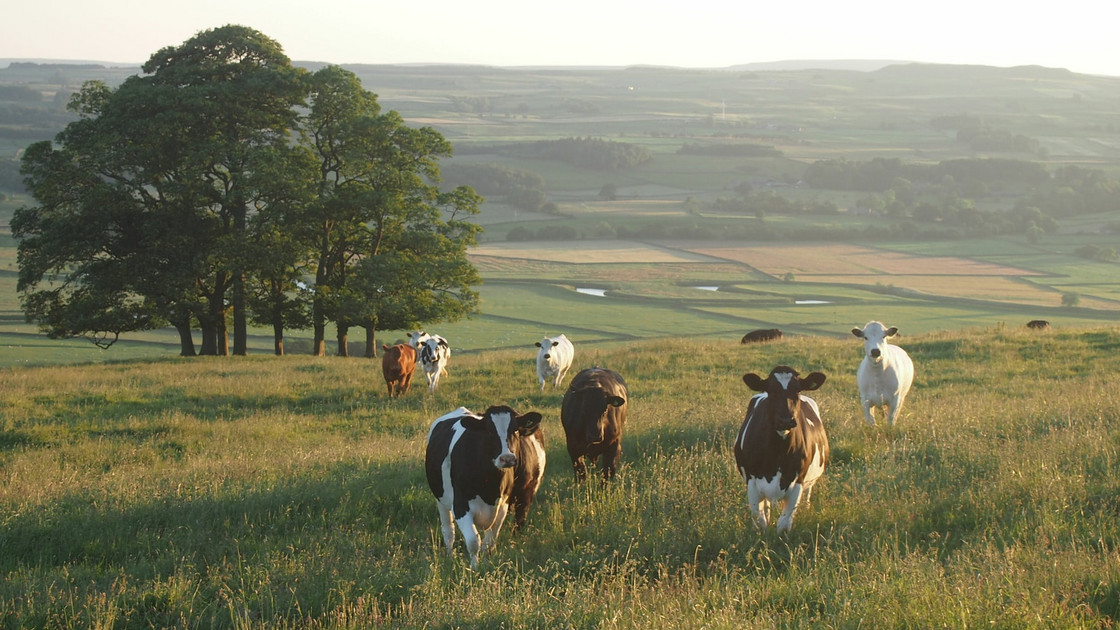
[{"left": 13, "top": 25, "right": 481, "bottom": 356}]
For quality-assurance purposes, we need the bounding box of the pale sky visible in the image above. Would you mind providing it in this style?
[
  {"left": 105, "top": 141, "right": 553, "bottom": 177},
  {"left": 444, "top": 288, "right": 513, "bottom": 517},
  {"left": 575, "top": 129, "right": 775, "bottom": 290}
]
[{"left": 5, "top": 0, "right": 1119, "bottom": 77}]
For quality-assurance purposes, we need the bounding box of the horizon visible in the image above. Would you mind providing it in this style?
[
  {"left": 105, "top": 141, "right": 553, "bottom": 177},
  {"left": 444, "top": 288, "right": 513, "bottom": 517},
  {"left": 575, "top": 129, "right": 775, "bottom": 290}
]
[{"left": 7, "top": 0, "right": 1120, "bottom": 78}]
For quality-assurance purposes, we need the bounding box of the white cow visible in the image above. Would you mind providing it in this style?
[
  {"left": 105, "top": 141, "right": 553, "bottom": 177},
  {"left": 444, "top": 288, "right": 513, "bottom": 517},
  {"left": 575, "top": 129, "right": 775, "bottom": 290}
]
[
  {"left": 852, "top": 321, "right": 915, "bottom": 426},
  {"left": 535, "top": 334, "right": 574, "bottom": 391},
  {"left": 418, "top": 334, "right": 451, "bottom": 392},
  {"left": 407, "top": 330, "right": 432, "bottom": 350}
]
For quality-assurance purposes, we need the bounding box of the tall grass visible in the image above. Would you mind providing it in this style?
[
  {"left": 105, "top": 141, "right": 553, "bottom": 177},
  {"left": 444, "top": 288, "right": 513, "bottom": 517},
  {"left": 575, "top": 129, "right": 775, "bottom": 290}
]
[{"left": 1, "top": 327, "right": 1119, "bottom": 628}]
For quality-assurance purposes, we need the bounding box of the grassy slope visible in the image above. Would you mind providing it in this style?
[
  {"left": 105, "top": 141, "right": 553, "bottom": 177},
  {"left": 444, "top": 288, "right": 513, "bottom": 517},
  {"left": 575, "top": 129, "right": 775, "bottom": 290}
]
[{"left": 1, "top": 326, "right": 1118, "bottom": 627}]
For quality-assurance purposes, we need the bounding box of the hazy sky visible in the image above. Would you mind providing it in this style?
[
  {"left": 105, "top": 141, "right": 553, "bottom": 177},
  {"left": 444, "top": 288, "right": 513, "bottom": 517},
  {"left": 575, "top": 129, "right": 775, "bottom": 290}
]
[{"left": 5, "top": 0, "right": 1118, "bottom": 76}]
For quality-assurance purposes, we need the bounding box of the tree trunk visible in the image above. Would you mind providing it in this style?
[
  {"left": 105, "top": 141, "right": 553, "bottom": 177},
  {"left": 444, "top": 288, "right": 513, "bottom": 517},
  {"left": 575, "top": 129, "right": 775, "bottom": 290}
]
[
  {"left": 336, "top": 323, "right": 349, "bottom": 357},
  {"left": 364, "top": 324, "right": 377, "bottom": 358},
  {"left": 273, "top": 320, "right": 284, "bottom": 356},
  {"left": 175, "top": 322, "right": 197, "bottom": 357},
  {"left": 233, "top": 269, "right": 247, "bottom": 355}
]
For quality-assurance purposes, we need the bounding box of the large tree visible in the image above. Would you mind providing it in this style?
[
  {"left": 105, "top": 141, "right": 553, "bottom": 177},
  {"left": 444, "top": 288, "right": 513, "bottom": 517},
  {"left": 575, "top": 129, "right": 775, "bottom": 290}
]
[
  {"left": 297, "top": 66, "right": 481, "bottom": 357},
  {"left": 15, "top": 26, "right": 308, "bottom": 355},
  {"left": 15, "top": 28, "right": 481, "bottom": 357}
]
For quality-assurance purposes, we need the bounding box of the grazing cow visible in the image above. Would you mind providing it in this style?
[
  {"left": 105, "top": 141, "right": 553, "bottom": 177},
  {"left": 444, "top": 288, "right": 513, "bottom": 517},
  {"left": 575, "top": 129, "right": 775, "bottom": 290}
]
[
  {"left": 381, "top": 343, "right": 417, "bottom": 398},
  {"left": 1026, "top": 319, "right": 1051, "bottom": 330},
  {"left": 741, "top": 328, "right": 783, "bottom": 344},
  {"left": 535, "top": 334, "right": 575, "bottom": 391},
  {"left": 425, "top": 405, "right": 545, "bottom": 569},
  {"left": 852, "top": 320, "right": 915, "bottom": 426},
  {"left": 417, "top": 335, "right": 451, "bottom": 392},
  {"left": 734, "top": 366, "right": 830, "bottom": 533},
  {"left": 561, "top": 367, "right": 628, "bottom": 481}
]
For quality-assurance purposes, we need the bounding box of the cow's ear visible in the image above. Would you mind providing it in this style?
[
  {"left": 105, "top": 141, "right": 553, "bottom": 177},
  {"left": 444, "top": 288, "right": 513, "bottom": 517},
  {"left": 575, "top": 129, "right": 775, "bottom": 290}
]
[
  {"left": 743, "top": 373, "right": 767, "bottom": 391},
  {"left": 851, "top": 328, "right": 864, "bottom": 338},
  {"left": 460, "top": 416, "right": 488, "bottom": 431},
  {"left": 885, "top": 327, "right": 898, "bottom": 337},
  {"left": 535, "top": 341, "right": 542, "bottom": 348},
  {"left": 607, "top": 395, "right": 625, "bottom": 408},
  {"left": 801, "top": 372, "right": 827, "bottom": 391},
  {"left": 439, "top": 339, "right": 449, "bottom": 348},
  {"left": 517, "top": 412, "right": 543, "bottom": 434}
]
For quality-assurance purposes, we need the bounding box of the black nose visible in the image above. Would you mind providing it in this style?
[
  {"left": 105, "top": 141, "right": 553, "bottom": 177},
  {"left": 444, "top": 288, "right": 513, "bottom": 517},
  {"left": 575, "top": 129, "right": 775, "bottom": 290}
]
[{"left": 871, "top": 348, "right": 881, "bottom": 358}]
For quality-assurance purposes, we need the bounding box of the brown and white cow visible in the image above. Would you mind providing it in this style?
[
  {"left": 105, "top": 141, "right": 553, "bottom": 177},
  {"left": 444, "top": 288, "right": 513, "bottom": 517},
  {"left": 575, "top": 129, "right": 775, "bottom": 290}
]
[
  {"left": 425, "top": 405, "right": 545, "bottom": 569},
  {"left": 381, "top": 343, "right": 417, "bottom": 398},
  {"left": 561, "top": 367, "right": 628, "bottom": 481},
  {"left": 741, "top": 328, "right": 783, "bottom": 344},
  {"left": 734, "top": 366, "right": 829, "bottom": 533}
]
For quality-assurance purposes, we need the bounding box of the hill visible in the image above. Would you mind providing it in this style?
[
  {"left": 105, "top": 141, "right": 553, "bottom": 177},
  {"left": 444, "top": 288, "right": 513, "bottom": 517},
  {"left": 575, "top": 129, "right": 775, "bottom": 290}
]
[{"left": 1, "top": 328, "right": 1118, "bottom": 626}]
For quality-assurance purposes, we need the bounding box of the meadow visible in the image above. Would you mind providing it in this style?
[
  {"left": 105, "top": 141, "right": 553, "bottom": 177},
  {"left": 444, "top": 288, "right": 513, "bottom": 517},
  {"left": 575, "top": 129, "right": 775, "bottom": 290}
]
[{"left": 1, "top": 326, "right": 1119, "bottom": 628}]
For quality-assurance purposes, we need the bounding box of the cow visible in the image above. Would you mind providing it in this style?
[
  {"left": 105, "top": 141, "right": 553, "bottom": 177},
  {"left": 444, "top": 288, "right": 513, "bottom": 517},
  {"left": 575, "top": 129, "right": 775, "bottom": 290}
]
[
  {"left": 852, "top": 320, "right": 915, "bottom": 426},
  {"left": 381, "top": 343, "right": 417, "bottom": 398},
  {"left": 734, "top": 366, "right": 829, "bottom": 533},
  {"left": 424, "top": 405, "right": 545, "bottom": 569},
  {"left": 561, "top": 367, "right": 628, "bottom": 481},
  {"left": 535, "top": 334, "right": 575, "bottom": 391},
  {"left": 408, "top": 330, "right": 432, "bottom": 349},
  {"left": 417, "top": 334, "right": 451, "bottom": 392},
  {"left": 1026, "top": 319, "right": 1051, "bottom": 330},
  {"left": 741, "top": 328, "right": 783, "bottom": 344}
]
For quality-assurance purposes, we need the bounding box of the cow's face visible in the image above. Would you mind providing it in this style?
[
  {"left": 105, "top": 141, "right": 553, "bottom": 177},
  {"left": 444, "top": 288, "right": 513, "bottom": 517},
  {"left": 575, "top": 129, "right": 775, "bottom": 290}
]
[
  {"left": 462, "top": 407, "right": 543, "bottom": 469},
  {"left": 408, "top": 331, "right": 430, "bottom": 349},
  {"left": 852, "top": 321, "right": 898, "bottom": 364},
  {"left": 743, "top": 366, "right": 826, "bottom": 439},
  {"left": 536, "top": 338, "right": 560, "bottom": 363},
  {"left": 573, "top": 387, "right": 625, "bottom": 444}
]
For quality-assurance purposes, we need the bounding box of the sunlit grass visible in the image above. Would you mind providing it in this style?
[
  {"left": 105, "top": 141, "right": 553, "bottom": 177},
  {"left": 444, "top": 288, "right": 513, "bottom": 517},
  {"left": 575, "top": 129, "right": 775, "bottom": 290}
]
[{"left": 1, "top": 328, "right": 1119, "bottom": 627}]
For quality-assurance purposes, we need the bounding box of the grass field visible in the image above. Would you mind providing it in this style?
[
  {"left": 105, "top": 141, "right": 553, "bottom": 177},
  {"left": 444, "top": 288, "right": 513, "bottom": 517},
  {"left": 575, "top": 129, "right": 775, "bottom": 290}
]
[{"left": 2, "top": 328, "right": 1119, "bottom": 627}]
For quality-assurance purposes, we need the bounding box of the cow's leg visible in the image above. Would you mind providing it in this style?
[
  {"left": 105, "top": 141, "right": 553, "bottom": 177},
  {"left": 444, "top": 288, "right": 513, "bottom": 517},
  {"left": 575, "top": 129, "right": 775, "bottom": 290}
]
[
  {"left": 437, "top": 505, "right": 456, "bottom": 555},
  {"left": 861, "top": 399, "right": 876, "bottom": 425},
  {"left": 480, "top": 501, "right": 510, "bottom": 558},
  {"left": 401, "top": 373, "right": 412, "bottom": 395},
  {"left": 776, "top": 486, "right": 804, "bottom": 533},
  {"left": 886, "top": 397, "right": 901, "bottom": 426},
  {"left": 747, "top": 482, "right": 769, "bottom": 529},
  {"left": 456, "top": 513, "right": 483, "bottom": 569},
  {"left": 601, "top": 444, "right": 621, "bottom": 481},
  {"left": 568, "top": 446, "right": 588, "bottom": 482}
]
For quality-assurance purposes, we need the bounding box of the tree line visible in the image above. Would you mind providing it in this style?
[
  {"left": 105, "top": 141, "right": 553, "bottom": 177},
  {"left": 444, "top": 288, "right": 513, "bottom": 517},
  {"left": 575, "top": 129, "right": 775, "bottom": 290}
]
[{"left": 13, "top": 26, "right": 481, "bottom": 357}]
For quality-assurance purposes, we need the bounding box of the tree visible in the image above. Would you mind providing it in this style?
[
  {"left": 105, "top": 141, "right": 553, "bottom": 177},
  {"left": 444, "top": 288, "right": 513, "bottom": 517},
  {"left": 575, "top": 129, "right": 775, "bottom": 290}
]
[
  {"left": 296, "top": 66, "right": 482, "bottom": 357},
  {"left": 14, "top": 26, "right": 308, "bottom": 356}
]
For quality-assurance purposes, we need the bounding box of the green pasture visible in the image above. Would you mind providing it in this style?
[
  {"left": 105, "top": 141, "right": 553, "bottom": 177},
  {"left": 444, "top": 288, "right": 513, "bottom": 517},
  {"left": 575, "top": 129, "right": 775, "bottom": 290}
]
[{"left": 2, "top": 329, "right": 1120, "bottom": 627}]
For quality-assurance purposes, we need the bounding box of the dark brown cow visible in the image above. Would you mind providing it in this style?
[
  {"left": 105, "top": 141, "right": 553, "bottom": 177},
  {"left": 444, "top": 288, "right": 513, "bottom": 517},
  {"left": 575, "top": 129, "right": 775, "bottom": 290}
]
[
  {"left": 381, "top": 343, "right": 417, "bottom": 398},
  {"left": 561, "top": 367, "right": 628, "bottom": 481},
  {"left": 741, "top": 328, "right": 783, "bottom": 344},
  {"left": 734, "top": 365, "right": 829, "bottom": 532},
  {"left": 1026, "top": 319, "right": 1051, "bottom": 330}
]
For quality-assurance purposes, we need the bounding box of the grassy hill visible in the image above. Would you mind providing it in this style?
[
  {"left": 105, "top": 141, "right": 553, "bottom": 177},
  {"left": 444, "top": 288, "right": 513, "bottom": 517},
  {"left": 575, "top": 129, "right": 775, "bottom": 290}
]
[{"left": 1, "top": 327, "right": 1119, "bottom": 627}]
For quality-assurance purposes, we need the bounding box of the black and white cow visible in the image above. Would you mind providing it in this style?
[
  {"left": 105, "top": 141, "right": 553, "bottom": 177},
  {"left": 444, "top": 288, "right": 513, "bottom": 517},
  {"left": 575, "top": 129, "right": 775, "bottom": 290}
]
[
  {"left": 734, "top": 366, "right": 829, "bottom": 533},
  {"left": 417, "top": 334, "right": 451, "bottom": 391},
  {"left": 561, "top": 367, "right": 628, "bottom": 481},
  {"left": 424, "top": 405, "right": 545, "bottom": 569}
]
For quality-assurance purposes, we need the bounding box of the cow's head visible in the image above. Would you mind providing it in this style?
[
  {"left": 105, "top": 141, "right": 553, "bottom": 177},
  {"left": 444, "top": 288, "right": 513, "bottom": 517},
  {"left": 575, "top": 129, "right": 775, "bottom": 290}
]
[
  {"left": 461, "top": 406, "right": 543, "bottom": 469},
  {"left": 536, "top": 337, "right": 560, "bottom": 361},
  {"left": 571, "top": 386, "right": 626, "bottom": 444},
  {"left": 408, "top": 330, "right": 430, "bottom": 349},
  {"left": 852, "top": 321, "right": 898, "bottom": 364},
  {"left": 743, "top": 366, "right": 826, "bottom": 439}
]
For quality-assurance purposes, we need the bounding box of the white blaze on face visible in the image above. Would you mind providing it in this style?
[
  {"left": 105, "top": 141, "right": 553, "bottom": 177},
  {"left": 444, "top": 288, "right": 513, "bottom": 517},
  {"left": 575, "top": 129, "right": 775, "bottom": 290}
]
[
  {"left": 773, "top": 371, "right": 795, "bottom": 391},
  {"left": 489, "top": 410, "right": 517, "bottom": 468}
]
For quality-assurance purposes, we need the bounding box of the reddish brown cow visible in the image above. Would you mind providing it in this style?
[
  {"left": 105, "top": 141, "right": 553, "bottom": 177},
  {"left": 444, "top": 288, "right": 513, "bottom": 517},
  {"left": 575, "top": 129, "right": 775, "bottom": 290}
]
[{"left": 381, "top": 343, "right": 417, "bottom": 398}]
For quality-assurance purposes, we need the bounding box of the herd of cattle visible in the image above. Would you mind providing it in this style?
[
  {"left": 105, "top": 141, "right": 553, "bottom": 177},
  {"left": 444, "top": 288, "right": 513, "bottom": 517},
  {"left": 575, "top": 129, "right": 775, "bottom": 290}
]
[{"left": 406, "top": 318, "right": 1048, "bottom": 568}]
